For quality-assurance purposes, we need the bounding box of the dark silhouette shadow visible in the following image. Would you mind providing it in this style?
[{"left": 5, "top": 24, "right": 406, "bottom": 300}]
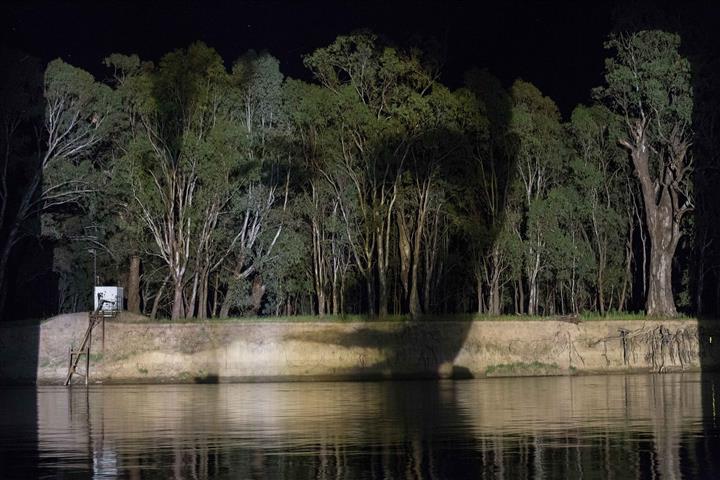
[
  {"left": 286, "top": 320, "right": 475, "bottom": 380},
  {"left": 194, "top": 373, "right": 220, "bottom": 384},
  {"left": 0, "top": 386, "right": 39, "bottom": 479},
  {"left": 0, "top": 48, "right": 56, "bottom": 322},
  {"left": 683, "top": 23, "right": 720, "bottom": 461},
  {"left": 267, "top": 61, "right": 518, "bottom": 479},
  {"left": 0, "top": 47, "right": 47, "bottom": 479},
  {"left": 0, "top": 319, "right": 40, "bottom": 478},
  {"left": 0, "top": 319, "right": 40, "bottom": 384},
  {"left": 281, "top": 66, "right": 517, "bottom": 380}
]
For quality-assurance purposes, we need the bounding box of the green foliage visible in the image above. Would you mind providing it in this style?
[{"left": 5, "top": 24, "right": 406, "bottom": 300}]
[
  {"left": 595, "top": 30, "right": 694, "bottom": 316},
  {"left": 567, "top": 104, "right": 631, "bottom": 310},
  {"left": 37, "top": 61, "right": 121, "bottom": 311},
  {"left": 510, "top": 80, "right": 565, "bottom": 191},
  {"left": 595, "top": 31, "right": 692, "bottom": 129},
  {"left": 18, "top": 29, "right": 703, "bottom": 323},
  {"left": 485, "top": 362, "right": 563, "bottom": 376}
]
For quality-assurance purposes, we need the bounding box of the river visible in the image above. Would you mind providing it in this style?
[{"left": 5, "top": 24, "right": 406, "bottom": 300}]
[{"left": 1, "top": 373, "right": 719, "bottom": 479}]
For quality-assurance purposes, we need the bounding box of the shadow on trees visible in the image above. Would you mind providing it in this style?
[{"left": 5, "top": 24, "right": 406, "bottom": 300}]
[
  {"left": 0, "top": 48, "right": 50, "bottom": 479},
  {"left": 0, "top": 176, "right": 44, "bottom": 475},
  {"left": 612, "top": 5, "right": 720, "bottom": 473},
  {"left": 273, "top": 91, "right": 518, "bottom": 478},
  {"left": 283, "top": 80, "right": 518, "bottom": 379}
]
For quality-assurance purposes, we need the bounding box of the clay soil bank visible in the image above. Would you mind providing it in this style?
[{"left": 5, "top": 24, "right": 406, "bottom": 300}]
[{"left": 1, "top": 314, "right": 719, "bottom": 384}]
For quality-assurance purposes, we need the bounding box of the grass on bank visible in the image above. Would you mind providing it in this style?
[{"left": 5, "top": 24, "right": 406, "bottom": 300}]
[
  {"left": 10, "top": 310, "right": 693, "bottom": 325},
  {"left": 114, "top": 310, "right": 691, "bottom": 324},
  {"left": 485, "top": 361, "right": 570, "bottom": 377}
]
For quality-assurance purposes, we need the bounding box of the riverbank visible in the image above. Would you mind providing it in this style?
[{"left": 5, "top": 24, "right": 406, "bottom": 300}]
[{"left": 1, "top": 314, "right": 718, "bottom": 384}]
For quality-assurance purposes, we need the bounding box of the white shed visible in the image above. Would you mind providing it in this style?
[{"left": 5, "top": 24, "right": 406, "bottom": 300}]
[{"left": 93, "top": 286, "right": 124, "bottom": 312}]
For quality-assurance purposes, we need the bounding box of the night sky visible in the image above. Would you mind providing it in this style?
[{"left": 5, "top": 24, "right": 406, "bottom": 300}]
[{"left": 1, "top": 0, "right": 622, "bottom": 116}]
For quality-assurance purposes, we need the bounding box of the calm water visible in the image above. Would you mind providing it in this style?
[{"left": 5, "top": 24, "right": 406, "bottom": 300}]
[{"left": 1, "top": 374, "right": 719, "bottom": 479}]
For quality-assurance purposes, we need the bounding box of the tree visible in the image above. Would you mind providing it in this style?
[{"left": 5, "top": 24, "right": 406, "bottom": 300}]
[
  {"left": 569, "top": 104, "right": 633, "bottom": 313},
  {"left": 459, "top": 69, "right": 514, "bottom": 315},
  {"left": 510, "top": 80, "right": 565, "bottom": 315},
  {"left": 304, "top": 32, "right": 442, "bottom": 316},
  {"left": 111, "top": 44, "right": 238, "bottom": 320},
  {"left": 400, "top": 86, "right": 483, "bottom": 316},
  {"left": 216, "top": 50, "right": 290, "bottom": 319},
  {"left": 595, "top": 31, "right": 693, "bottom": 316},
  {"left": 106, "top": 47, "right": 292, "bottom": 321},
  {"left": 0, "top": 55, "right": 115, "bottom": 317}
]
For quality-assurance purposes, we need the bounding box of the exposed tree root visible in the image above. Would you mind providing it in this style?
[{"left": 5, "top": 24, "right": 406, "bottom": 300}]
[{"left": 621, "top": 325, "right": 698, "bottom": 372}]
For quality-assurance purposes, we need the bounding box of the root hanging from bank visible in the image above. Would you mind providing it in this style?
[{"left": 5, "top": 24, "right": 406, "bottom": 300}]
[{"left": 620, "top": 325, "right": 698, "bottom": 372}]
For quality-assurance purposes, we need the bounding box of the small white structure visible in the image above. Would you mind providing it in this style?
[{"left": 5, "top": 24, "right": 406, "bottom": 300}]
[{"left": 94, "top": 286, "right": 124, "bottom": 312}]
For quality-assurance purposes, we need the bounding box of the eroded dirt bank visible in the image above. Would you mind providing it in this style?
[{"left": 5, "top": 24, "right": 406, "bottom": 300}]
[{"left": 1, "top": 315, "right": 719, "bottom": 384}]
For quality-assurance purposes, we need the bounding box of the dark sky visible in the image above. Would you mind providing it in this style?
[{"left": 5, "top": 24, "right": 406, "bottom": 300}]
[{"left": 2, "top": 1, "right": 618, "bottom": 116}]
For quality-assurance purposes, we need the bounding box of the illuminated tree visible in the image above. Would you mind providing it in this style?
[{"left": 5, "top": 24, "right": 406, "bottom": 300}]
[{"left": 595, "top": 31, "right": 693, "bottom": 316}]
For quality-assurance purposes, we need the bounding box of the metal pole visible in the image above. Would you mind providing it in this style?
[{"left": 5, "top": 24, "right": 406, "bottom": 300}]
[
  {"left": 67, "top": 346, "right": 72, "bottom": 384},
  {"left": 86, "top": 329, "right": 91, "bottom": 386}
]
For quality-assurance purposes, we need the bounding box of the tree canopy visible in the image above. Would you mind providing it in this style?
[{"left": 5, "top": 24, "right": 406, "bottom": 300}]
[{"left": 0, "top": 28, "right": 711, "bottom": 321}]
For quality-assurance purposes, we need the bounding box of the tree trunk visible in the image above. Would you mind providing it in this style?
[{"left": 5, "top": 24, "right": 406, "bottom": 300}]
[
  {"left": 423, "top": 259, "right": 433, "bottom": 314},
  {"left": 187, "top": 272, "right": 199, "bottom": 318},
  {"left": 397, "top": 214, "right": 411, "bottom": 305},
  {"left": 528, "top": 280, "right": 537, "bottom": 316},
  {"left": 638, "top": 210, "right": 648, "bottom": 297},
  {"left": 340, "top": 270, "right": 347, "bottom": 315},
  {"left": 375, "top": 185, "right": 397, "bottom": 318},
  {"left": 331, "top": 267, "right": 339, "bottom": 315},
  {"left": 249, "top": 275, "right": 265, "bottom": 316},
  {"left": 527, "top": 256, "right": 540, "bottom": 316},
  {"left": 619, "top": 216, "right": 634, "bottom": 312},
  {"left": 408, "top": 257, "right": 421, "bottom": 317},
  {"left": 219, "top": 289, "right": 232, "bottom": 319},
  {"left": 409, "top": 210, "right": 426, "bottom": 317},
  {"left": 127, "top": 255, "right": 141, "bottom": 314},
  {"left": 487, "top": 247, "right": 502, "bottom": 315},
  {"left": 646, "top": 245, "right": 677, "bottom": 316},
  {"left": 311, "top": 217, "right": 326, "bottom": 317},
  {"left": 597, "top": 265, "right": 605, "bottom": 315},
  {"left": 366, "top": 274, "right": 376, "bottom": 317},
  {"left": 316, "top": 286, "right": 326, "bottom": 317},
  {"left": 377, "top": 233, "right": 388, "bottom": 317},
  {"left": 623, "top": 127, "right": 684, "bottom": 317},
  {"left": 197, "top": 271, "right": 209, "bottom": 320},
  {"left": 489, "top": 275, "right": 500, "bottom": 316},
  {"left": 150, "top": 275, "right": 169, "bottom": 319},
  {"left": 171, "top": 279, "right": 185, "bottom": 320},
  {"left": 623, "top": 121, "right": 693, "bottom": 316},
  {"left": 212, "top": 274, "right": 219, "bottom": 318}
]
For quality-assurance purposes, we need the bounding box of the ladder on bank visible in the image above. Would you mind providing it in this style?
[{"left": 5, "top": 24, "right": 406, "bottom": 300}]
[{"left": 64, "top": 302, "right": 117, "bottom": 386}]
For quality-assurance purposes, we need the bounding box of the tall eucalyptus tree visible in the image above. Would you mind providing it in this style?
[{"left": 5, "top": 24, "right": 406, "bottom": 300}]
[{"left": 595, "top": 31, "right": 693, "bottom": 316}]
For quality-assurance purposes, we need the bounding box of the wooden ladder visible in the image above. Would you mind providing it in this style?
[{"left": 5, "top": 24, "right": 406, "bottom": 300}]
[{"left": 64, "top": 303, "right": 116, "bottom": 386}]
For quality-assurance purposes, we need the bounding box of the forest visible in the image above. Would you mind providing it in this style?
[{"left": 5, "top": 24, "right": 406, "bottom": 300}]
[{"left": 0, "top": 27, "right": 718, "bottom": 322}]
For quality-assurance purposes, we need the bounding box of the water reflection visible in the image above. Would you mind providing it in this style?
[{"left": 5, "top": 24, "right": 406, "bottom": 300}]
[{"left": 0, "top": 373, "right": 718, "bottom": 479}]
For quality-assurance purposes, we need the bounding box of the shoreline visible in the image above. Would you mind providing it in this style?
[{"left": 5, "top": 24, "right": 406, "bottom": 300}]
[{"left": 1, "top": 314, "right": 719, "bottom": 385}]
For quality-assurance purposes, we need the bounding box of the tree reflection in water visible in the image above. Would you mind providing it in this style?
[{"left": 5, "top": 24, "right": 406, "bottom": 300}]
[{"left": 8, "top": 374, "right": 717, "bottom": 479}]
